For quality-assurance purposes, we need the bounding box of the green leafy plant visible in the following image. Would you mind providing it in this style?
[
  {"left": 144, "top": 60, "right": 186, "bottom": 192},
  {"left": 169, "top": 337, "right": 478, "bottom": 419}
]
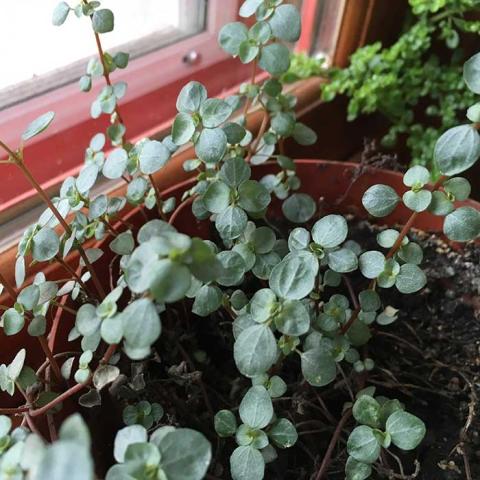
[
  {"left": 287, "top": 0, "right": 480, "bottom": 176},
  {"left": 0, "top": 0, "right": 479, "bottom": 479}
]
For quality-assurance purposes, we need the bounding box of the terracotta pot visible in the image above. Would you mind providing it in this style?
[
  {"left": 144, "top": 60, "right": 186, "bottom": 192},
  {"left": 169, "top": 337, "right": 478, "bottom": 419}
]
[{"left": 1, "top": 159, "right": 479, "bottom": 408}]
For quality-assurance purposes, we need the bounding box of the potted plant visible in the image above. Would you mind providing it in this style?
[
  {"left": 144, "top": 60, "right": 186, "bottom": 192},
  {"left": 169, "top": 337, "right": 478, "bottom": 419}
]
[{"left": 0, "top": 1, "right": 479, "bottom": 479}]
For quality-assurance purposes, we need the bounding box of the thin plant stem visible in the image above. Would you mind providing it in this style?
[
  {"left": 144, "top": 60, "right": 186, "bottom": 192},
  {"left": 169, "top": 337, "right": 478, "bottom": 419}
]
[
  {"left": 169, "top": 195, "right": 196, "bottom": 225},
  {"left": 246, "top": 110, "right": 269, "bottom": 163},
  {"left": 242, "top": 58, "right": 258, "bottom": 125},
  {"left": 37, "top": 335, "right": 63, "bottom": 383},
  {"left": 55, "top": 255, "right": 95, "bottom": 299}
]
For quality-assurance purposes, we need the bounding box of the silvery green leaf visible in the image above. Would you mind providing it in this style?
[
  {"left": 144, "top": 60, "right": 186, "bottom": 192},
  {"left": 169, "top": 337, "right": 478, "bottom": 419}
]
[
  {"left": 52, "top": 2, "right": 70, "bottom": 26},
  {"left": 234, "top": 324, "right": 277, "bottom": 377},
  {"left": 269, "top": 251, "right": 318, "bottom": 300},
  {"left": 239, "top": 386, "right": 273, "bottom": 429},
  {"left": 249, "top": 21, "right": 271, "bottom": 44},
  {"left": 3, "top": 309, "right": 25, "bottom": 336},
  {"left": 203, "top": 181, "right": 231, "bottom": 213},
  {"left": 402, "top": 189, "right": 432, "bottom": 212},
  {"left": 216, "top": 205, "right": 248, "bottom": 241},
  {"left": 386, "top": 411, "right": 426, "bottom": 450},
  {"left": 113, "top": 425, "right": 147, "bottom": 462},
  {"left": 345, "top": 456, "right": 372, "bottom": 480},
  {"left": 403, "top": 166, "right": 430, "bottom": 187},
  {"left": 230, "top": 445, "right": 265, "bottom": 480},
  {"left": 239, "top": 0, "right": 264, "bottom": 17},
  {"left": 268, "top": 418, "right": 298, "bottom": 449},
  {"left": 443, "top": 177, "right": 471, "bottom": 201},
  {"left": 28, "top": 315, "right": 46, "bottom": 336},
  {"left": 217, "top": 250, "right": 246, "bottom": 286},
  {"left": 137, "top": 219, "right": 176, "bottom": 243},
  {"left": 150, "top": 259, "right": 191, "bottom": 303},
  {"left": 223, "top": 123, "right": 247, "bottom": 145},
  {"left": 467, "top": 102, "right": 480, "bottom": 122},
  {"left": 352, "top": 395, "right": 381, "bottom": 428},
  {"left": 347, "top": 426, "right": 381, "bottom": 464},
  {"left": 268, "top": 4, "right": 301, "bottom": 42},
  {"left": 292, "top": 122, "right": 317, "bottom": 145},
  {"left": 359, "top": 251, "right": 385, "bottom": 279},
  {"left": 275, "top": 299, "right": 310, "bottom": 336},
  {"left": 8, "top": 349, "right": 26, "bottom": 381},
  {"left": 444, "top": 206, "right": 480, "bottom": 241},
  {"left": 259, "top": 43, "right": 291, "bottom": 75},
  {"left": 358, "top": 290, "right": 381, "bottom": 312},
  {"left": 327, "top": 248, "right": 358, "bottom": 273},
  {"left": 176, "top": 81, "right": 207, "bottom": 113},
  {"left": 362, "top": 184, "right": 400, "bottom": 217},
  {"left": 92, "top": 8, "right": 114, "bottom": 33},
  {"left": 214, "top": 410, "right": 237, "bottom": 438},
  {"left": 192, "top": 285, "right": 223, "bottom": 316},
  {"left": 395, "top": 264, "right": 426, "bottom": 294},
  {"left": 103, "top": 148, "right": 128, "bottom": 179},
  {"left": 220, "top": 157, "right": 251, "bottom": 187},
  {"left": 122, "top": 299, "right": 161, "bottom": 358},
  {"left": 114, "top": 51, "right": 129, "bottom": 69},
  {"left": 219, "top": 22, "right": 249, "bottom": 56},
  {"left": 100, "top": 315, "right": 124, "bottom": 344},
  {"left": 271, "top": 112, "right": 295, "bottom": 136},
  {"left": 139, "top": 140, "right": 170, "bottom": 175},
  {"left": 282, "top": 193, "right": 316, "bottom": 223},
  {"left": 93, "top": 365, "right": 120, "bottom": 390},
  {"left": 32, "top": 228, "right": 60, "bottom": 262},
  {"left": 463, "top": 52, "right": 480, "bottom": 94},
  {"left": 428, "top": 191, "right": 454, "bottom": 216},
  {"left": 251, "top": 227, "right": 276, "bottom": 254},
  {"left": 288, "top": 227, "right": 311, "bottom": 251},
  {"left": 238, "top": 180, "right": 270, "bottom": 213},
  {"left": 22, "top": 111, "right": 55, "bottom": 141},
  {"left": 312, "top": 214, "right": 348, "bottom": 248},
  {"left": 172, "top": 113, "right": 196, "bottom": 145},
  {"left": 15, "top": 256, "right": 25, "bottom": 288},
  {"left": 301, "top": 348, "right": 336, "bottom": 387},
  {"left": 200, "top": 99, "right": 233, "bottom": 128},
  {"left": 196, "top": 128, "right": 227, "bottom": 163},
  {"left": 397, "top": 242, "right": 423, "bottom": 265},
  {"left": 434, "top": 125, "right": 480, "bottom": 176},
  {"left": 110, "top": 230, "right": 135, "bottom": 255},
  {"left": 157, "top": 428, "right": 211, "bottom": 480}
]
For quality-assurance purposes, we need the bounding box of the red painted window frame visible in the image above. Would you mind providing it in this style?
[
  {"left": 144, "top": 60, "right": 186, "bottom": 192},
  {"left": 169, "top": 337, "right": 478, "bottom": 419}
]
[
  {"left": 0, "top": 0, "right": 329, "bottom": 223},
  {"left": 0, "top": 0, "right": 249, "bottom": 220}
]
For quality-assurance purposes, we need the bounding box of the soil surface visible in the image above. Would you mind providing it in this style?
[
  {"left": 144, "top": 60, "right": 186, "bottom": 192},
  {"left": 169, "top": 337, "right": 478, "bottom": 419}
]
[{"left": 89, "top": 219, "right": 480, "bottom": 480}]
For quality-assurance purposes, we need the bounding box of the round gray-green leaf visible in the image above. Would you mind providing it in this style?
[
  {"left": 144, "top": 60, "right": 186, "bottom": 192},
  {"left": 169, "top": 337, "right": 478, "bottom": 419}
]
[
  {"left": 239, "top": 0, "right": 264, "bottom": 17},
  {"left": 347, "top": 426, "right": 381, "bottom": 464},
  {"left": 193, "top": 285, "right": 223, "bottom": 317},
  {"left": 200, "top": 99, "right": 233, "bottom": 128},
  {"left": 230, "top": 445, "right": 265, "bottom": 480},
  {"left": 172, "top": 113, "right": 196, "bottom": 145},
  {"left": 269, "top": 418, "right": 298, "bottom": 449},
  {"left": 3, "top": 309, "right": 25, "bottom": 336},
  {"left": 92, "top": 9, "right": 114, "bottom": 34},
  {"left": 275, "top": 300, "right": 310, "bottom": 336},
  {"left": 214, "top": 410, "right": 237, "bottom": 438},
  {"left": 239, "top": 386, "right": 273, "bottom": 429},
  {"left": 259, "top": 43, "right": 291, "bottom": 75},
  {"left": 301, "top": 348, "right": 336, "bottom": 387},
  {"left": 32, "top": 228, "right": 60, "bottom": 262},
  {"left": 103, "top": 148, "right": 128, "bottom": 179},
  {"left": 52, "top": 2, "right": 70, "bottom": 26},
  {"left": 110, "top": 231, "right": 135, "bottom": 255},
  {"left": 443, "top": 177, "right": 471, "bottom": 201},
  {"left": 158, "top": 428, "right": 211, "bottom": 480},
  {"left": 176, "top": 81, "right": 207, "bottom": 113},
  {"left": 139, "top": 140, "right": 170, "bottom": 174},
  {"left": 196, "top": 128, "right": 227, "bottom": 164},
  {"left": 464, "top": 52, "right": 480, "bottom": 94},
  {"left": 22, "top": 111, "right": 55, "bottom": 141},
  {"left": 327, "top": 248, "right": 358, "bottom": 273},
  {"left": 402, "top": 190, "right": 432, "bottom": 212},
  {"left": 395, "top": 264, "right": 426, "bottom": 294},
  {"left": 203, "top": 181, "right": 231, "bottom": 213},
  {"left": 238, "top": 180, "right": 270, "bottom": 213},
  {"left": 269, "top": 251, "right": 318, "bottom": 300},
  {"left": 268, "top": 4, "right": 301, "bottom": 42},
  {"left": 292, "top": 123, "right": 317, "bottom": 145},
  {"left": 312, "top": 214, "right": 348, "bottom": 248},
  {"left": 150, "top": 259, "right": 191, "bottom": 303},
  {"left": 345, "top": 456, "right": 372, "bottom": 480},
  {"left": 220, "top": 157, "right": 251, "bottom": 187},
  {"left": 434, "top": 125, "right": 480, "bottom": 176},
  {"left": 282, "top": 193, "right": 316, "bottom": 223},
  {"left": 352, "top": 395, "right": 381, "bottom": 428},
  {"left": 234, "top": 324, "right": 277, "bottom": 377},
  {"left": 444, "top": 206, "right": 480, "bottom": 241},
  {"left": 216, "top": 205, "right": 248, "bottom": 241},
  {"left": 359, "top": 251, "right": 385, "bottom": 279},
  {"left": 218, "top": 22, "right": 249, "bottom": 56},
  {"left": 113, "top": 425, "right": 147, "bottom": 462},
  {"left": 362, "top": 184, "right": 400, "bottom": 217},
  {"left": 385, "top": 411, "right": 426, "bottom": 450}
]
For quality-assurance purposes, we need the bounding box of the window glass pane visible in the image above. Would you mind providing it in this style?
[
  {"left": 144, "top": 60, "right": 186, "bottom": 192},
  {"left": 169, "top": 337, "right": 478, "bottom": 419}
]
[
  {"left": 310, "top": 0, "right": 345, "bottom": 61},
  {"left": 0, "top": 0, "right": 206, "bottom": 108}
]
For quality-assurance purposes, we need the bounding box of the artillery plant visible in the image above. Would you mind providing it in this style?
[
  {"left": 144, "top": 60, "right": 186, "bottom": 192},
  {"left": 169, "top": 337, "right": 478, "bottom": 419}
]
[{"left": 0, "top": 1, "right": 479, "bottom": 479}]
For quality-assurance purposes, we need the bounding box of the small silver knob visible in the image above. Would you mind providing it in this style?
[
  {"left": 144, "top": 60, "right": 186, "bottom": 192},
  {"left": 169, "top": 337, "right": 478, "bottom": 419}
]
[{"left": 183, "top": 50, "right": 201, "bottom": 66}]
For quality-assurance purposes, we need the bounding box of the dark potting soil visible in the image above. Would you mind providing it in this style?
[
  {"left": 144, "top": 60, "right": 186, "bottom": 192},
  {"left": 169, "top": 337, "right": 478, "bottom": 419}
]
[{"left": 87, "top": 218, "right": 480, "bottom": 480}]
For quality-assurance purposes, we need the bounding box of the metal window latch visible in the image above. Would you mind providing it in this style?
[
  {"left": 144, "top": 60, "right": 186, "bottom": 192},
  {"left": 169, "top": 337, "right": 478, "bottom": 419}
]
[{"left": 183, "top": 50, "right": 201, "bottom": 66}]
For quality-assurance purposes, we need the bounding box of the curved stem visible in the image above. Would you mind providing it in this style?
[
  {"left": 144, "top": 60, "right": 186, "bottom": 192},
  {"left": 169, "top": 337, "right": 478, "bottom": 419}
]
[
  {"left": 37, "top": 335, "right": 63, "bottom": 384},
  {"left": 169, "top": 195, "right": 196, "bottom": 225},
  {"left": 314, "top": 408, "right": 352, "bottom": 480}
]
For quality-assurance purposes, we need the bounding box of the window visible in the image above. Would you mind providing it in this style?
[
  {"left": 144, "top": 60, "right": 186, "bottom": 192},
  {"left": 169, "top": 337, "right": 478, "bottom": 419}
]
[{"left": 0, "top": 1, "right": 207, "bottom": 110}]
